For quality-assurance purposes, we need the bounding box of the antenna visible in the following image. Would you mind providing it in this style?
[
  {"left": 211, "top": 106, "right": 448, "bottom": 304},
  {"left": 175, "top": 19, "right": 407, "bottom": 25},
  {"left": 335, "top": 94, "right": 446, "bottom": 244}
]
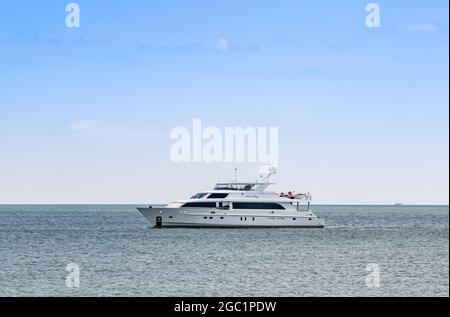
[{"left": 234, "top": 168, "right": 238, "bottom": 183}]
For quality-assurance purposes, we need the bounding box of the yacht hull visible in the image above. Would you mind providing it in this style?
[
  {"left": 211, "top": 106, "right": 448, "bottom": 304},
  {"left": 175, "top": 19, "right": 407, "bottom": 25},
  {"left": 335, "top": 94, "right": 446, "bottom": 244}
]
[{"left": 137, "top": 206, "right": 325, "bottom": 228}]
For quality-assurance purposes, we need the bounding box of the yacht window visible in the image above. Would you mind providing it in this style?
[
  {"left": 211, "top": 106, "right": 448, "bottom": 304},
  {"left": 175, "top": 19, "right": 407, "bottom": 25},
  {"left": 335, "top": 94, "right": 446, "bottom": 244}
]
[
  {"left": 207, "top": 193, "right": 229, "bottom": 199},
  {"left": 233, "top": 203, "right": 285, "bottom": 210},
  {"left": 190, "top": 193, "right": 208, "bottom": 199},
  {"left": 218, "top": 202, "right": 230, "bottom": 210},
  {"left": 182, "top": 202, "right": 217, "bottom": 208}
]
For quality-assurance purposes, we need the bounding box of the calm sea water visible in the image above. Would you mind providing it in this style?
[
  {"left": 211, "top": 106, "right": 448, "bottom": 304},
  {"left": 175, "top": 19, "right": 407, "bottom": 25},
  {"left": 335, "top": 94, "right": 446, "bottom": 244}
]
[{"left": 0, "top": 205, "right": 448, "bottom": 297}]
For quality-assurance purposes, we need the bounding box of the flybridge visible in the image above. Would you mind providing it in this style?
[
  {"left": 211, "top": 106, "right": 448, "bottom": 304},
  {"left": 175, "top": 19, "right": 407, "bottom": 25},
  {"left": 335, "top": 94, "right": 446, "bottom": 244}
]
[
  {"left": 212, "top": 166, "right": 277, "bottom": 191},
  {"left": 214, "top": 182, "right": 270, "bottom": 191}
]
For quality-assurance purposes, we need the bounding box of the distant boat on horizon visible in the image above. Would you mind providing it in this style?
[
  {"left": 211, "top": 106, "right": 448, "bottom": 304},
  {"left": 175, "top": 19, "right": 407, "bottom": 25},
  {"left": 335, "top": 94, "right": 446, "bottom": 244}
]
[{"left": 394, "top": 203, "right": 404, "bottom": 206}]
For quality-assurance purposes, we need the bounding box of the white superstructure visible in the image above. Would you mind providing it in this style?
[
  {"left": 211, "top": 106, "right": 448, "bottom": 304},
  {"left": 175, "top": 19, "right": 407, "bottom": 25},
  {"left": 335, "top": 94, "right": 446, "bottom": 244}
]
[{"left": 137, "top": 170, "right": 324, "bottom": 228}]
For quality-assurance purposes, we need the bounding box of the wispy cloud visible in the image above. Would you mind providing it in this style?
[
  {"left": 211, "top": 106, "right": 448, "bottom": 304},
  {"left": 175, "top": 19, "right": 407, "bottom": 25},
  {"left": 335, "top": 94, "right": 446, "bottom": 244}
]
[
  {"left": 177, "top": 43, "right": 207, "bottom": 53},
  {"left": 215, "top": 37, "right": 261, "bottom": 53},
  {"left": 69, "top": 120, "right": 162, "bottom": 138},
  {"left": 17, "top": 30, "right": 62, "bottom": 46},
  {"left": 215, "top": 38, "right": 229, "bottom": 51},
  {"left": 70, "top": 120, "right": 98, "bottom": 131},
  {"left": 399, "top": 22, "right": 439, "bottom": 33},
  {"left": 138, "top": 38, "right": 260, "bottom": 55},
  {"left": 16, "top": 30, "right": 109, "bottom": 47}
]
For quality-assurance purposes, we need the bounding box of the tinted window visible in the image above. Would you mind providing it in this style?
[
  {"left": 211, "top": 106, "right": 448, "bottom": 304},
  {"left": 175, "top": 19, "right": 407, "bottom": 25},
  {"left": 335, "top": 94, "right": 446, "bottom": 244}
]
[
  {"left": 190, "top": 193, "right": 208, "bottom": 199},
  {"left": 233, "top": 202, "right": 285, "bottom": 210},
  {"left": 182, "top": 202, "right": 216, "bottom": 208},
  {"left": 208, "top": 193, "right": 229, "bottom": 199}
]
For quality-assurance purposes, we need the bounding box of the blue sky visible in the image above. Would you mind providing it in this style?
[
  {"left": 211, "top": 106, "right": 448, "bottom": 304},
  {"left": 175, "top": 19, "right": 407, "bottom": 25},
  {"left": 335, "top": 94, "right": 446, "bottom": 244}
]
[{"left": 0, "top": 0, "right": 448, "bottom": 204}]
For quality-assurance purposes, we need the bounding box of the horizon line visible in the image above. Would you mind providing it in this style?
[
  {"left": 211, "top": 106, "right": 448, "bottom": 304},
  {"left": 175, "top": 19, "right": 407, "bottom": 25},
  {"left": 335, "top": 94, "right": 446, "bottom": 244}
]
[{"left": 0, "top": 203, "right": 448, "bottom": 207}]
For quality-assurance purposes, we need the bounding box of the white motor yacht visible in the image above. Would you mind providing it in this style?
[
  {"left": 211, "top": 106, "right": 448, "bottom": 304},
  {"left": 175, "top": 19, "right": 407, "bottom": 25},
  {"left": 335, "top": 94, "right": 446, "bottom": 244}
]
[{"left": 137, "top": 169, "right": 324, "bottom": 228}]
